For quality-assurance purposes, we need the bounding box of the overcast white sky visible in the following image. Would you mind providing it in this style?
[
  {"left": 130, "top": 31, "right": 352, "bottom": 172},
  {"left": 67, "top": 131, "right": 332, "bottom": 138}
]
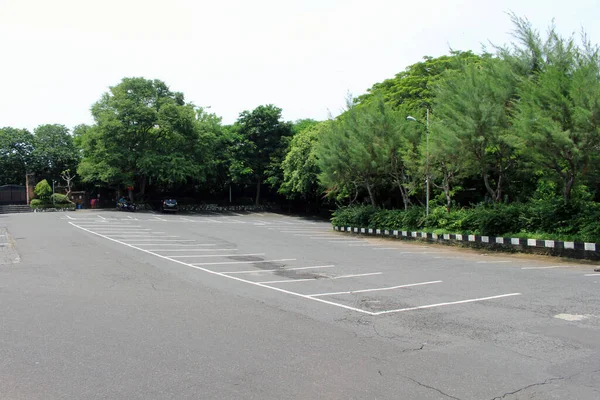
[{"left": 1, "top": 0, "right": 598, "bottom": 131}]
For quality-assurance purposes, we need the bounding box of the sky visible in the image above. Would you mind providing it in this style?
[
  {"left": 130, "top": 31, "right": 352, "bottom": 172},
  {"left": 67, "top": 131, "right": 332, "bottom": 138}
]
[{"left": 1, "top": 0, "right": 598, "bottom": 131}]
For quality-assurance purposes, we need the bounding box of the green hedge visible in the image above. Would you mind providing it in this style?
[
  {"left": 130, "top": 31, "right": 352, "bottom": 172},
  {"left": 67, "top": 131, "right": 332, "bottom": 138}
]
[
  {"left": 331, "top": 201, "right": 600, "bottom": 243},
  {"left": 30, "top": 196, "right": 75, "bottom": 210}
]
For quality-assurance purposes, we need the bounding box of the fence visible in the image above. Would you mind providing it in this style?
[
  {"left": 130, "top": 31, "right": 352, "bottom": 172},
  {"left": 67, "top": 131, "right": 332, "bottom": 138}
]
[{"left": 0, "top": 185, "right": 27, "bottom": 205}]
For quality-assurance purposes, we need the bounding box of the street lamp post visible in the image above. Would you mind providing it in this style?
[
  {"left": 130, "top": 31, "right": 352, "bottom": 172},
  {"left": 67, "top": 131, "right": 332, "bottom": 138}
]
[{"left": 407, "top": 109, "right": 430, "bottom": 217}]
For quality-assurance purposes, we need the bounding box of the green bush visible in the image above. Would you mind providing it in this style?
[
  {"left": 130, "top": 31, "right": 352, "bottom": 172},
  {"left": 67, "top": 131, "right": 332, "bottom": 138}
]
[
  {"left": 51, "top": 193, "right": 72, "bottom": 204},
  {"left": 331, "top": 200, "right": 600, "bottom": 242},
  {"left": 29, "top": 199, "right": 46, "bottom": 208},
  {"left": 34, "top": 179, "right": 52, "bottom": 201},
  {"left": 331, "top": 205, "right": 378, "bottom": 227}
]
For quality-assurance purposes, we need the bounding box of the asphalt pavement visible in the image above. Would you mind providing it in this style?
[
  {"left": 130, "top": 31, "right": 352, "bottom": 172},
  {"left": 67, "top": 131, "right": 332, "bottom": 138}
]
[{"left": 0, "top": 210, "right": 598, "bottom": 399}]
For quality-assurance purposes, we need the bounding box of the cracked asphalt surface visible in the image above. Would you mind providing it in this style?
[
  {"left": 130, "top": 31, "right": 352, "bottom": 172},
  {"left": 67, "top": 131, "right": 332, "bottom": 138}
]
[{"left": 1, "top": 210, "right": 599, "bottom": 399}]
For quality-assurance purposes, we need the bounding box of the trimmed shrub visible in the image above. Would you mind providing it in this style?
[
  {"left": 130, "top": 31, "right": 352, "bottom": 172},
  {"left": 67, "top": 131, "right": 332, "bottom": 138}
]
[
  {"left": 51, "top": 193, "right": 72, "bottom": 204},
  {"left": 34, "top": 180, "right": 52, "bottom": 201}
]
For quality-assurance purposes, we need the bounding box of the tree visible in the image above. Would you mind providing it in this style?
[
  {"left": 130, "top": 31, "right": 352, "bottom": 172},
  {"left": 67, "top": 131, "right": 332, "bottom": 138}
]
[
  {"left": 0, "top": 127, "right": 35, "bottom": 185},
  {"left": 77, "top": 77, "right": 210, "bottom": 199},
  {"left": 280, "top": 121, "right": 328, "bottom": 200},
  {"left": 32, "top": 124, "right": 79, "bottom": 183},
  {"left": 60, "top": 169, "right": 76, "bottom": 196},
  {"left": 510, "top": 17, "right": 600, "bottom": 202},
  {"left": 231, "top": 105, "right": 293, "bottom": 205},
  {"left": 356, "top": 51, "right": 482, "bottom": 113},
  {"left": 433, "top": 56, "right": 518, "bottom": 203},
  {"left": 316, "top": 98, "right": 399, "bottom": 207}
]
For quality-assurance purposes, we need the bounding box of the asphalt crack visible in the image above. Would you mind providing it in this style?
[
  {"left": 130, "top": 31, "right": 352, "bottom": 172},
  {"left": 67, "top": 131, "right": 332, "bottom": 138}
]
[
  {"left": 406, "top": 377, "right": 462, "bottom": 400},
  {"left": 489, "top": 377, "right": 564, "bottom": 400}
]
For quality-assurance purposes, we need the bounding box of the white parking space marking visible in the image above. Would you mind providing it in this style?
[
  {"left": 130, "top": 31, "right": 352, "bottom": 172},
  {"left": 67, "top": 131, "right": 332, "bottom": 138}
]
[
  {"left": 521, "top": 266, "right": 575, "bottom": 270},
  {"left": 328, "top": 240, "right": 365, "bottom": 243},
  {"left": 66, "top": 215, "right": 75, "bottom": 220},
  {"left": 180, "top": 217, "right": 195, "bottom": 222},
  {"left": 307, "top": 280, "right": 443, "bottom": 297},
  {"left": 373, "top": 293, "right": 522, "bottom": 315},
  {"left": 223, "top": 265, "right": 336, "bottom": 274},
  {"left": 585, "top": 274, "right": 600, "bottom": 276},
  {"left": 96, "top": 215, "right": 106, "bottom": 220},
  {"left": 109, "top": 235, "right": 180, "bottom": 238},
  {"left": 70, "top": 221, "right": 523, "bottom": 316},
  {"left": 477, "top": 260, "right": 512, "bottom": 264},
  {"left": 371, "top": 247, "right": 401, "bottom": 250},
  {"left": 190, "top": 259, "right": 297, "bottom": 266},
  {"left": 150, "top": 248, "right": 229, "bottom": 252},
  {"left": 258, "top": 272, "right": 382, "bottom": 284},
  {"left": 121, "top": 239, "right": 196, "bottom": 242},
  {"left": 168, "top": 253, "right": 265, "bottom": 258}
]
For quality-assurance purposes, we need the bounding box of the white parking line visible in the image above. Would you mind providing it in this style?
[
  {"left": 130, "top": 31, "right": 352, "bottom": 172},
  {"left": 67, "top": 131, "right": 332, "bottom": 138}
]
[
  {"left": 477, "top": 260, "right": 512, "bottom": 264},
  {"left": 97, "top": 215, "right": 106, "bottom": 220},
  {"left": 308, "top": 280, "right": 443, "bottom": 297},
  {"left": 66, "top": 215, "right": 75, "bottom": 220},
  {"left": 190, "top": 259, "right": 296, "bottom": 266},
  {"left": 127, "top": 243, "right": 206, "bottom": 246},
  {"left": 151, "top": 249, "right": 233, "bottom": 252},
  {"left": 121, "top": 239, "right": 195, "bottom": 242},
  {"left": 108, "top": 235, "right": 180, "bottom": 238},
  {"left": 223, "top": 265, "right": 336, "bottom": 274},
  {"left": 168, "top": 253, "right": 265, "bottom": 258},
  {"left": 180, "top": 217, "right": 195, "bottom": 222},
  {"left": 259, "top": 272, "right": 382, "bottom": 284},
  {"left": 521, "top": 266, "right": 574, "bottom": 270},
  {"left": 585, "top": 274, "right": 600, "bottom": 276},
  {"left": 370, "top": 248, "right": 400, "bottom": 250},
  {"left": 373, "top": 293, "right": 522, "bottom": 315},
  {"left": 328, "top": 240, "right": 365, "bottom": 244}
]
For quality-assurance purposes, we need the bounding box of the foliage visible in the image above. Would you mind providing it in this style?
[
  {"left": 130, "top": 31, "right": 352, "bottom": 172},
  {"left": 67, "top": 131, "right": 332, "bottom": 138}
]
[
  {"left": 280, "top": 121, "right": 328, "bottom": 199},
  {"left": 0, "top": 127, "right": 35, "bottom": 185},
  {"left": 433, "top": 56, "right": 518, "bottom": 203},
  {"left": 76, "top": 77, "right": 211, "bottom": 196},
  {"left": 34, "top": 179, "right": 52, "bottom": 201},
  {"left": 51, "top": 193, "right": 72, "bottom": 204},
  {"left": 230, "top": 104, "right": 293, "bottom": 205},
  {"left": 32, "top": 124, "right": 79, "bottom": 183},
  {"left": 356, "top": 51, "right": 482, "bottom": 114},
  {"left": 509, "top": 15, "right": 600, "bottom": 201}
]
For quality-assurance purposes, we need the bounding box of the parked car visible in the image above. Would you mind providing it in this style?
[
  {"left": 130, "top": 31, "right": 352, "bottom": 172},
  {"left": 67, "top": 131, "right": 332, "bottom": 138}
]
[{"left": 160, "top": 199, "right": 178, "bottom": 213}]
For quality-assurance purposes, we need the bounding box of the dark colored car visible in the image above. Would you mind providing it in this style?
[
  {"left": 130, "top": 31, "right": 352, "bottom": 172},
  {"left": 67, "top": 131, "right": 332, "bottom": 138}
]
[{"left": 160, "top": 199, "right": 178, "bottom": 213}]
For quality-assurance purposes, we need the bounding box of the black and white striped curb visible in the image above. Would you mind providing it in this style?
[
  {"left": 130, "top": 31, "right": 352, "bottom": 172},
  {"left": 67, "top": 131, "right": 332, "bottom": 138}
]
[{"left": 333, "top": 226, "right": 600, "bottom": 260}]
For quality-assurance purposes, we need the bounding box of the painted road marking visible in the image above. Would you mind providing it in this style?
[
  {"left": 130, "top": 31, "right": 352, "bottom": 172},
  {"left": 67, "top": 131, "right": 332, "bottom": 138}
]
[
  {"left": 96, "top": 215, "right": 106, "bottom": 220},
  {"left": 521, "top": 266, "right": 575, "bottom": 270},
  {"left": 223, "top": 265, "right": 336, "bottom": 274},
  {"left": 70, "top": 223, "right": 522, "bottom": 316},
  {"left": 259, "top": 272, "right": 382, "bottom": 284},
  {"left": 150, "top": 248, "right": 229, "bottom": 252},
  {"left": 190, "top": 259, "right": 296, "bottom": 266},
  {"left": 476, "top": 260, "right": 512, "bottom": 264},
  {"left": 127, "top": 243, "right": 207, "bottom": 246},
  {"left": 121, "top": 239, "right": 196, "bottom": 242},
  {"left": 373, "top": 293, "right": 522, "bottom": 315},
  {"left": 167, "top": 253, "right": 265, "bottom": 258},
  {"left": 584, "top": 274, "right": 600, "bottom": 276},
  {"left": 307, "top": 280, "right": 443, "bottom": 297}
]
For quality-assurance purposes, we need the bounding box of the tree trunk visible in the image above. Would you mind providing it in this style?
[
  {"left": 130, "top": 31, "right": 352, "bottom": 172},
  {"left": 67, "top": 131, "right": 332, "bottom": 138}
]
[
  {"left": 255, "top": 179, "right": 261, "bottom": 206},
  {"left": 396, "top": 179, "right": 410, "bottom": 211},
  {"left": 139, "top": 175, "right": 147, "bottom": 196},
  {"left": 482, "top": 172, "right": 498, "bottom": 203},
  {"left": 365, "top": 181, "right": 376, "bottom": 207},
  {"left": 564, "top": 174, "right": 575, "bottom": 202}
]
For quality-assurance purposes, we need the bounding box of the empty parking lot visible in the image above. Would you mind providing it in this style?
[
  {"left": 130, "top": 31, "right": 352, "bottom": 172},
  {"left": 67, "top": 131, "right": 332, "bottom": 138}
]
[{"left": 1, "top": 210, "right": 599, "bottom": 399}]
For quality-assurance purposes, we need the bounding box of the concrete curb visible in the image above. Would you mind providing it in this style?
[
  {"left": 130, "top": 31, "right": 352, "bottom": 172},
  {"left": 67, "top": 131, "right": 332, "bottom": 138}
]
[{"left": 333, "top": 226, "right": 600, "bottom": 261}]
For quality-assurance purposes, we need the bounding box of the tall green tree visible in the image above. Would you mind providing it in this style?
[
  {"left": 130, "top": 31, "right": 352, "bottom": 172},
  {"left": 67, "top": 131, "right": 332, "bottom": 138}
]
[
  {"left": 231, "top": 105, "right": 293, "bottom": 205},
  {"left": 433, "top": 56, "right": 518, "bottom": 203},
  {"left": 32, "top": 124, "right": 79, "bottom": 184},
  {"left": 280, "top": 121, "right": 328, "bottom": 200},
  {"left": 356, "top": 51, "right": 482, "bottom": 114},
  {"left": 0, "top": 127, "right": 35, "bottom": 185},
  {"left": 77, "top": 77, "right": 210, "bottom": 198},
  {"left": 510, "top": 17, "right": 600, "bottom": 202}
]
